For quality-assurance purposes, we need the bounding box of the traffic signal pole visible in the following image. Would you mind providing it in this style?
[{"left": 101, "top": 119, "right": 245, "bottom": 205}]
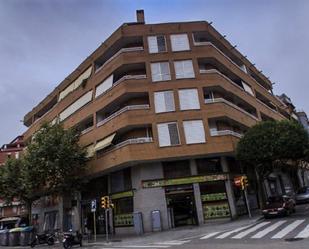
[
  {"left": 93, "top": 211, "right": 96, "bottom": 241},
  {"left": 105, "top": 209, "right": 109, "bottom": 243},
  {"left": 243, "top": 187, "right": 252, "bottom": 218}
]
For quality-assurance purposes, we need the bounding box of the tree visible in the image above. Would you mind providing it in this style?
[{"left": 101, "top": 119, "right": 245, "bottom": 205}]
[
  {"left": 0, "top": 122, "right": 87, "bottom": 222},
  {"left": 236, "top": 120, "right": 309, "bottom": 206}
]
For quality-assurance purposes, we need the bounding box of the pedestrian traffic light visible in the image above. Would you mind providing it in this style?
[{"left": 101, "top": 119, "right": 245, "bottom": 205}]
[{"left": 101, "top": 196, "right": 109, "bottom": 209}]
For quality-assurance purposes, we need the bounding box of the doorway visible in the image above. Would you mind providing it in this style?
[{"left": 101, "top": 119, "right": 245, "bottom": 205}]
[{"left": 166, "top": 189, "right": 197, "bottom": 227}]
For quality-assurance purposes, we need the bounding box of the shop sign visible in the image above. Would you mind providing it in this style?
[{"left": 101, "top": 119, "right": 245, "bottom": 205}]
[
  {"left": 111, "top": 190, "right": 134, "bottom": 200},
  {"left": 142, "top": 174, "right": 227, "bottom": 188}
]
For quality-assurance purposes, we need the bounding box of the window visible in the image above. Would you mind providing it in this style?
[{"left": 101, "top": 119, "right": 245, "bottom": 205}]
[
  {"left": 151, "top": 62, "right": 171, "bottom": 82},
  {"left": 148, "top": 35, "right": 166, "bottom": 53},
  {"left": 95, "top": 75, "right": 114, "bottom": 98},
  {"left": 178, "top": 88, "right": 200, "bottom": 110},
  {"left": 163, "top": 160, "right": 191, "bottom": 178},
  {"left": 154, "top": 91, "right": 175, "bottom": 113},
  {"left": 183, "top": 120, "right": 206, "bottom": 144},
  {"left": 174, "top": 60, "right": 195, "bottom": 79},
  {"left": 110, "top": 168, "right": 132, "bottom": 193},
  {"left": 242, "top": 81, "right": 254, "bottom": 96},
  {"left": 170, "top": 34, "right": 190, "bottom": 51},
  {"left": 196, "top": 158, "right": 222, "bottom": 174},
  {"left": 157, "top": 122, "right": 180, "bottom": 147},
  {"left": 240, "top": 64, "right": 247, "bottom": 74}
]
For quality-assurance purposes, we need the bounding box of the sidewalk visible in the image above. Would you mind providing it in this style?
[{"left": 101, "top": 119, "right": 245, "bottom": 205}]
[{"left": 85, "top": 210, "right": 263, "bottom": 247}]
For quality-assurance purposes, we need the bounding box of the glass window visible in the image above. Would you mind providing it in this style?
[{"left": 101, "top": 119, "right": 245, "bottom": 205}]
[
  {"left": 157, "top": 122, "right": 180, "bottom": 147},
  {"left": 183, "top": 120, "right": 206, "bottom": 144},
  {"left": 154, "top": 91, "right": 175, "bottom": 113},
  {"left": 242, "top": 81, "right": 254, "bottom": 96},
  {"left": 178, "top": 88, "right": 200, "bottom": 110},
  {"left": 170, "top": 34, "right": 190, "bottom": 51},
  {"left": 174, "top": 60, "right": 195, "bottom": 79},
  {"left": 151, "top": 62, "right": 171, "bottom": 82},
  {"left": 148, "top": 35, "right": 166, "bottom": 53},
  {"left": 196, "top": 158, "right": 222, "bottom": 174},
  {"left": 163, "top": 160, "right": 191, "bottom": 178},
  {"left": 110, "top": 168, "right": 132, "bottom": 193}
]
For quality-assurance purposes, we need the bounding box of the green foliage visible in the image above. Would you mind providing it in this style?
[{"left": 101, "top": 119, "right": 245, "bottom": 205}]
[
  {"left": 236, "top": 120, "right": 309, "bottom": 175},
  {"left": 0, "top": 122, "right": 87, "bottom": 204}
]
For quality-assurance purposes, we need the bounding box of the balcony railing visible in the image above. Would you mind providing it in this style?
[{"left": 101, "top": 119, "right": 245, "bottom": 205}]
[
  {"left": 102, "top": 137, "right": 153, "bottom": 155},
  {"left": 97, "top": 104, "right": 150, "bottom": 127},
  {"left": 80, "top": 126, "right": 94, "bottom": 135},
  {"left": 113, "top": 74, "right": 147, "bottom": 87},
  {"left": 210, "top": 130, "right": 243, "bottom": 138},
  {"left": 193, "top": 39, "right": 273, "bottom": 94},
  {"left": 95, "top": 46, "right": 144, "bottom": 73},
  {"left": 205, "top": 98, "right": 259, "bottom": 121}
]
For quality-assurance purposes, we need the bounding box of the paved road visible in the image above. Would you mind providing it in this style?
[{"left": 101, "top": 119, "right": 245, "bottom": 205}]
[{"left": 9, "top": 204, "right": 309, "bottom": 249}]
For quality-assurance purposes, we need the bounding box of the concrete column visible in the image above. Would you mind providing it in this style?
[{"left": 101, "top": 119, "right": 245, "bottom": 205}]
[
  {"left": 221, "top": 157, "right": 237, "bottom": 219},
  {"left": 131, "top": 163, "right": 169, "bottom": 232},
  {"left": 190, "top": 159, "right": 204, "bottom": 225}
]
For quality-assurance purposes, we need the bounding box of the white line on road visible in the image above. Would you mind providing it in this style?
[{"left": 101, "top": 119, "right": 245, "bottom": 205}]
[
  {"left": 232, "top": 222, "right": 270, "bottom": 239},
  {"left": 200, "top": 231, "right": 221, "bottom": 239},
  {"left": 295, "top": 224, "right": 309, "bottom": 238},
  {"left": 152, "top": 240, "right": 190, "bottom": 245},
  {"left": 116, "top": 245, "right": 170, "bottom": 248},
  {"left": 272, "top": 219, "right": 305, "bottom": 239},
  {"left": 216, "top": 224, "right": 253, "bottom": 239},
  {"left": 251, "top": 220, "right": 287, "bottom": 238}
]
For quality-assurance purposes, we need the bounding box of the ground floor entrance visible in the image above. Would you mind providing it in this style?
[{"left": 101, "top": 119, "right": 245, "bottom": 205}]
[{"left": 165, "top": 185, "right": 197, "bottom": 227}]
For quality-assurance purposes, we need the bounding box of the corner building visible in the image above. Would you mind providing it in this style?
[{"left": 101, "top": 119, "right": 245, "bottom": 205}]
[{"left": 23, "top": 11, "right": 293, "bottom": 234}]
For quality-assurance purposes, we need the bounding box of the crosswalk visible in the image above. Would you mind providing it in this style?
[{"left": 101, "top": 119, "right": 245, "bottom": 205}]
[
  {"left": 91, "top": 240, "right": 190, "bottom": 249},
  {"left": 200, "top": 219, "right": 309, "bottom": 240}
]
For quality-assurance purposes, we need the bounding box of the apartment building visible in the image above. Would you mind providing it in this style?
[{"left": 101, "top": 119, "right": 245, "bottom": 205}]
[
  {"left": 22, "top": 10, "right": 293, "bottom": 234},
  {"left": 0, "top": 136, "right": 27, "bottom": 221}
]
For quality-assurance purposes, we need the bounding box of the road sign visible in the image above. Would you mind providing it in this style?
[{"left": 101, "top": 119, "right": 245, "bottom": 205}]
[{"left": 91, "top": 199, "right": 97, "bottom": 212}]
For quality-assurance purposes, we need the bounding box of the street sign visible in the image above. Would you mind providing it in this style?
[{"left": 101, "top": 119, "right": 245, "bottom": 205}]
[{"left": 91, "top": 199, "right": 97, "bottom": 212}]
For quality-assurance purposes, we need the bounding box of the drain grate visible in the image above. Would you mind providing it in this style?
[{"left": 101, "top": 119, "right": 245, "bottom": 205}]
[{"left": 285, "top": 238, "right": 304, "bottom": 242}]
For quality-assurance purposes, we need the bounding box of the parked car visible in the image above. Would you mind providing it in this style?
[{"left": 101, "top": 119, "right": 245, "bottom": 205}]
[
  {"left": 262, "top": 196, "right": 295, "bottom": 218},
  {"left": 295, "top": 186, "right": 309, "bottom": 204}
]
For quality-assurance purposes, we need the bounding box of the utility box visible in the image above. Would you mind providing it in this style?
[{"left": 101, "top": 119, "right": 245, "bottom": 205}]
[
  {"left": 151, "top": 210, "right": 162, "bottom": 232},
  {"left": 133, "top": 212, "right": 144, "bottom": 235}
]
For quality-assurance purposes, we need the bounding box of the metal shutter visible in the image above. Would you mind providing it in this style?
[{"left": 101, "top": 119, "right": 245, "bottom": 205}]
[
  {"left": 95, "top": 75, "right": 114, "bottom": 98},
  {"left": 148, "top": 36, "right": 158, "bottom": 53},
  {"left": 170, "top": 34, "right": 190, "bottom": 51},
  {"left": 183, "top": 120, "right": 206, "bottom": 144},
  {"left": 157, "top": 123, "right": 171, "bottom": 147},
  {"left": 179, "top": 89, "right": 200, "bottom": 110}
]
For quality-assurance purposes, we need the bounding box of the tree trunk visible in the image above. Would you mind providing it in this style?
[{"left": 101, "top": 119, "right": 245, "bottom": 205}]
[
  {"left": 27, "top": 200, "right": 32, "bottom": 225},
  {"left": 255, "top": 167, "right": 266, "bottom": 209}
]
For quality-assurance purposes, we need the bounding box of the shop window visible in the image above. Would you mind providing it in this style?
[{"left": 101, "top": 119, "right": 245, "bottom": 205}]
[
  {"left": 43, "top": 211, "right": 59, "bottom": 232},
  {"left": 148, "top": 35, "right": 167, "bottom": 53},
  {"left": 113, "top": 197, "right": 133, "bottom": 227},
  {"left": 163, "top": 160, "right": 191, "bottom": 178},
  {"left": 110, "top": 168, "right": 132, "bottom": 193},
  {"left": 196, "top": 158, "right": 222, "bottom": 174}
]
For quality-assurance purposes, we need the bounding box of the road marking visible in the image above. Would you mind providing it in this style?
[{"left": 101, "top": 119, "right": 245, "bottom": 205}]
[
  {"left": 216, "top": 224, "right": 253, "bottom": 239},
  {"left": 295, "top": 224, "right": 309, "bottom": 238},
  {"left": 251, "top": 220, "right": 287, "bottom": 238},
  {"left": 200, "top": 231, "right": 221, "bottom": 239},
  {"left": 152, "top": 240, "right": 190, "bottom": 245},
  {"left": 232, "top": 222, "right": 270, "bottom": 239},
  {"left": 117, "top": 245, "right": 170, "bottom": 248},
  {"left": 272, "top": 219, "right": 305, "bottom": 239}
]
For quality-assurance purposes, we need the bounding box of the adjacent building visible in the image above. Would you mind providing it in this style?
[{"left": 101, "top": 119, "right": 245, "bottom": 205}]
[{"left": 22, "top": 10, "right": 295, "bottom": 234}]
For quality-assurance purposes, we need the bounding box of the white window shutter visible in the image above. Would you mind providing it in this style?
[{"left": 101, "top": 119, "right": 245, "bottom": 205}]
[
  {"left": 174, "top": 61, "right": 184, "bottom": 79},
  {"left": 183, "top": 60, "right": 195, "bottom": 78},
  {"left": 179, "top": 89, "right": 200, "bottom": 110},
  {"left": 160, "top": 62, "right": 171, "bottom": 81},
  {"left": 151, "top": 63, "right": 161, "bottom": 82},
  {"left": 242, "top": 81, "right": 254, "bottom": 96},
  {"left": 154, "top": 91, "right": 175, "bottom": 113},
  {"left": 183, "top": 120, "right": 206, "bottom": 144},
  {"left": 164, "top": 91, "right": 175, "bottom": 112},
  {"left": 170, "top": 34, "right": 190, "bottom": 51},
  {"left": 148, "top": 36, "right": 158, "bottom": 53},
  {"left": 157, "top": 123, "right": 171, "bottom": 147},
  {"left": 154, "top": 92, "right": 165, "bottom": 113},
  {"left": 95, "top": 75, "right": 114, "bottom": 98}
]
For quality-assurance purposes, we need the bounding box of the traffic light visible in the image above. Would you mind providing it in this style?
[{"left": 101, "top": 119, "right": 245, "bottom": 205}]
[
  {"left": 241, "top": 176, "right": 249, "bottom": 190},
  {"left": 101, "top": 196, "right": 109, "bottom": 209}
]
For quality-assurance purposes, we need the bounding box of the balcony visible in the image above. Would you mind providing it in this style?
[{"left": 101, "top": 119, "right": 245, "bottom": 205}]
[
  {"left": 75, "top": 115, "right": 94, "bottom": 136},
  {"left": 208, "top": 118, "right": 247, "bottom": 139},
  {"left": 193, "top": 31, "right": 272, "bottom": 91},
  {"left": 96, "top": 92, "right": 150, "bottom": 127},
  {"left": 96, "top": 125, "right": 153, "bottom": 156},
  {"left": 95, "top": 36, "right": 144, "bottom": 73},
  {"left": 204, "top": 87, "right": 259, "bottom": 121}
]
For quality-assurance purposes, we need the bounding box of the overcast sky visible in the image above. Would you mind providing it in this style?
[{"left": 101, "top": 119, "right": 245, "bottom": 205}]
[{"left": 0, "top": 0, "right": 308, "bottom": 144}]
